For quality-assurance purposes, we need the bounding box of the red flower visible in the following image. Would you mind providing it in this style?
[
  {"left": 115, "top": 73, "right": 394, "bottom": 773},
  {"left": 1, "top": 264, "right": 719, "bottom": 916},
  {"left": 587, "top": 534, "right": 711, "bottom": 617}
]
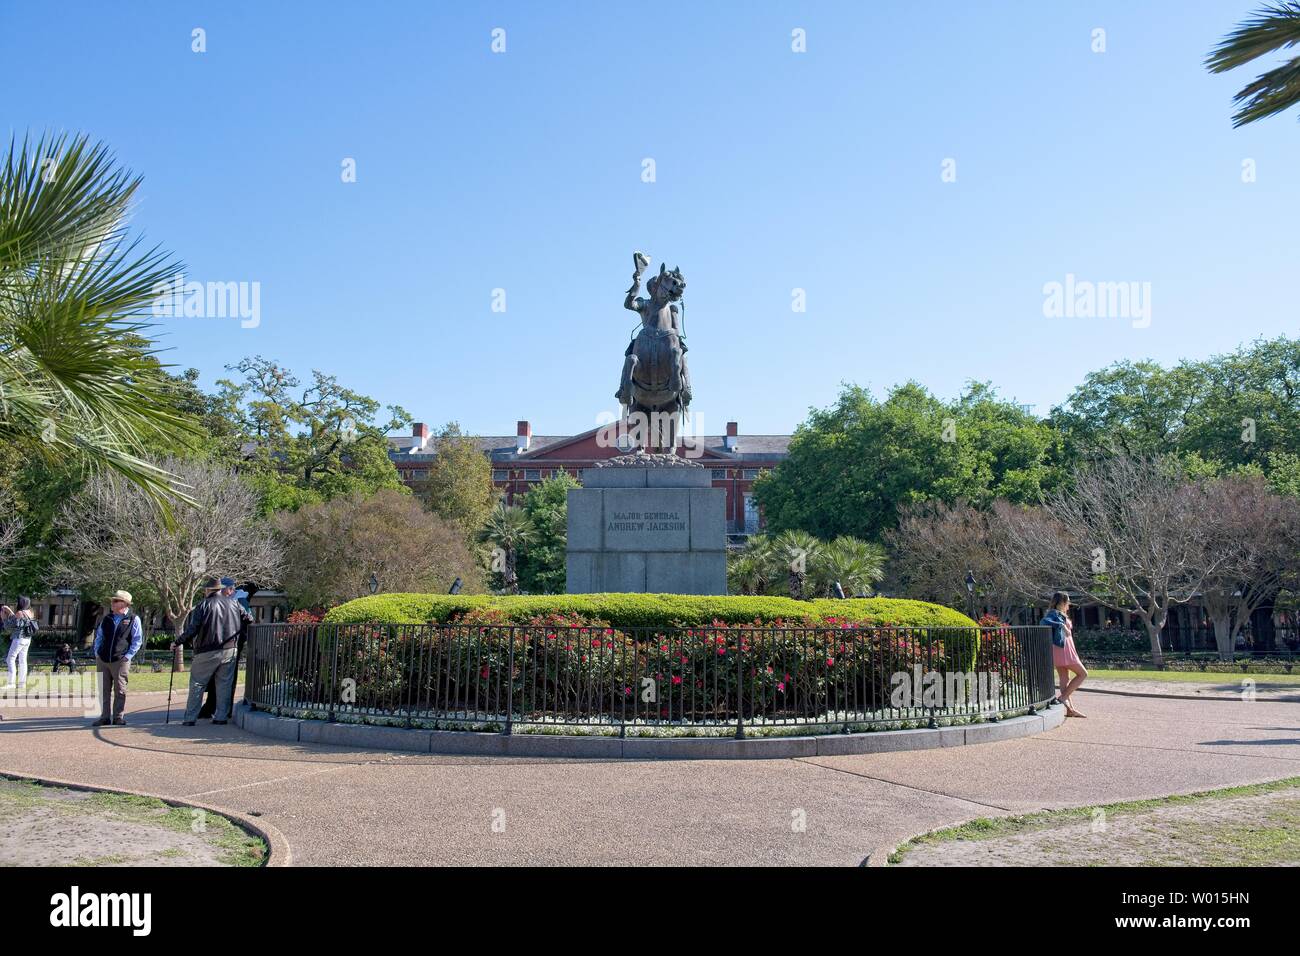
[{"left": 671, "top": 675, "right": 683, "bottom": 685}]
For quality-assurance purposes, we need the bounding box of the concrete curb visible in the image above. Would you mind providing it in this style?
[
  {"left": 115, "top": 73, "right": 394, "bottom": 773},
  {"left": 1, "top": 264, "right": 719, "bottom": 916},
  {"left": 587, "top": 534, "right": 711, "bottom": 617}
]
[
  {"left": 235, "top": 701, "right": 1066, "bottom": 760},
  {"left": 1079, "top": 686, "right": 1299, "bottom": 703},
  {"left": 0, "top": 768, "right": 291, "bottom": 867}
]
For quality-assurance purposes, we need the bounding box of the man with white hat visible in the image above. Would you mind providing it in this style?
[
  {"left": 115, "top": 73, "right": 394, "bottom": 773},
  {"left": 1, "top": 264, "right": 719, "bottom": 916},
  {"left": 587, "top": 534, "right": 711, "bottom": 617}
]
[{"left": 92, "top": 590, "right": 143, "bottom": 726}]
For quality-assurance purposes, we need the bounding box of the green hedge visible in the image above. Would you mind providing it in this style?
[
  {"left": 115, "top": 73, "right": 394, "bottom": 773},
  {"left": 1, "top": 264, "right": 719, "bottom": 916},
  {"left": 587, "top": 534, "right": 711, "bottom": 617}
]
[{"left": 322, "top": 593, "right": 977, "bottom": 630}]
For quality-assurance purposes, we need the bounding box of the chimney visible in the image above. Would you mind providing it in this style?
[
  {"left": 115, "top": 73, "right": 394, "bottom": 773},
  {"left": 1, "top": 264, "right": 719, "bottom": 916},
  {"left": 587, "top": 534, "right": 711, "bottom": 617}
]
[
  {"left": 516, "top": 420, "right": 532, "bottom": 453},
  {"left": 724, "top": 420, "right": 738, "bottom": 452},
  {"left": 412, "top": 422, "right": 430, "bottom": 447}
]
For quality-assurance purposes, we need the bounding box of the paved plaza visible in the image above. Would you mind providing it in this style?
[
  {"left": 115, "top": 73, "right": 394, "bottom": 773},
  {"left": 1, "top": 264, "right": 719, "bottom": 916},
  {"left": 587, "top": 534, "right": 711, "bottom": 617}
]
[{"left": 1, "top": 688, "right": 1296, "bottom": 866}]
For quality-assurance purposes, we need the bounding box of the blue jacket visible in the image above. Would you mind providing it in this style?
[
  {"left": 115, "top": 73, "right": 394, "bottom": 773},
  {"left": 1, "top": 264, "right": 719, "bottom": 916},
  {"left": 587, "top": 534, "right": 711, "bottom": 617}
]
[{"left": 1040, "top": 609, "right": 1068, "bottom": 648}]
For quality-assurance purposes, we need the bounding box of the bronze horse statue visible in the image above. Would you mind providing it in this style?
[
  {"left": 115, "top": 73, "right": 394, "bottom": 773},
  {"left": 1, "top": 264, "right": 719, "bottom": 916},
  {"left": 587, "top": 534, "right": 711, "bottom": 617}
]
[{"left": 615, "top": 253, "right": 692, "bottom": 451}]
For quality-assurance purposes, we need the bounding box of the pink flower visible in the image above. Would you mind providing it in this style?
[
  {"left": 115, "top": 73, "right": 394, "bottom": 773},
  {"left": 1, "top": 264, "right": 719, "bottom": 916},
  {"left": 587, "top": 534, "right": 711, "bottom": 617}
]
[
  {"left": 671, "top": 675, "right": 683, "bottom": 685},
  {"left": 777, "top": 682, "right": 786, "bottom": 692}
]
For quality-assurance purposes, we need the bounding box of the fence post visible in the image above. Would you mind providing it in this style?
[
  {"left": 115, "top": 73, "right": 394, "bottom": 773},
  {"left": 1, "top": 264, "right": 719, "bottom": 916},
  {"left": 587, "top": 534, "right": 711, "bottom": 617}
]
[
  {"left": 735, "top": 633, "right": 745, "bottom": 740},
  {"left": 327, "top": 625, "right": 339, "bottom": 723},
  {"left": 503, "top": 626, "right": 514, "bottom": 737}
]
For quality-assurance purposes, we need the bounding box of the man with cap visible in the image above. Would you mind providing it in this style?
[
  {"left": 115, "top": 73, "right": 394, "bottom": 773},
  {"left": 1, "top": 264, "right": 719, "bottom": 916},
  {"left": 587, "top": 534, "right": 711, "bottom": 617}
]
[
  {"left": 92, "top": 590, "right": 144, "bottom": 726},
  {"left": 173, "top": 577, "right": 253, "bottom": 726}
]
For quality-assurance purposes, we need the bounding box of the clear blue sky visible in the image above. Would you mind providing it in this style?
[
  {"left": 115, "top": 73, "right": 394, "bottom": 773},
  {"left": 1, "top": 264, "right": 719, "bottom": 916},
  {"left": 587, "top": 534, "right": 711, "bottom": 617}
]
[{"left": 4, "top": 0, "right": 1296, "bottom": 436}]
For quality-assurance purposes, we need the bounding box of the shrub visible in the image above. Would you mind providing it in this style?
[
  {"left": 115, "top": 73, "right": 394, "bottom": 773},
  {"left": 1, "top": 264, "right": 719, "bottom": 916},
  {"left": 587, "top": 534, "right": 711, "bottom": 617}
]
[
  {"left": 311, "top": 597, "right": 983, "bottom": 720},
  {"left": 1072, "top": 627, "right": 1148, "bottom": 658},
  {"left": 323, "top": 592, "right": 977, "bottom": 630}
]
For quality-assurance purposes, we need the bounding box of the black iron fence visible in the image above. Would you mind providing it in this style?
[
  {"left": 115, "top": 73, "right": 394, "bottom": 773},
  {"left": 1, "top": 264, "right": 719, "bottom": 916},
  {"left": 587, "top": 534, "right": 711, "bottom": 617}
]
[{"left": 245, "top": 622, "right": 1056, "bottom": 736}]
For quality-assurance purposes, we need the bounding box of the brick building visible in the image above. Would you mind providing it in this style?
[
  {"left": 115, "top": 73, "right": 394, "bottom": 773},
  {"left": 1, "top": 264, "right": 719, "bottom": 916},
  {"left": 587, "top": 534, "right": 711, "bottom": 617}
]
[{"left": 389, "top": 420, "right": 790, "bottom": 541}]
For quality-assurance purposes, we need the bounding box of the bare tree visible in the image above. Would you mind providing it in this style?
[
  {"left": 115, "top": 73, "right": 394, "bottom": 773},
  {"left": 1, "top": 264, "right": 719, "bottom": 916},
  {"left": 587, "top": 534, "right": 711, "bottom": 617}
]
[
  {"left": 275, "top": 489, "right": 484, "bottom": 608},
  {"left": 1198, "top": 475, "right": 1300, "bottom": 660},
  {"left": 0, "top": 490, "right": 24, "bottom": 578},
  {"left": 888, "top": 499, "right": 1027, "bottom": 620},
  {"left": 995, "top": 456, "right": 1222, "bottom": 667},
  {"left": 57, "top": 458, "right": 281, "bottom": 627}
]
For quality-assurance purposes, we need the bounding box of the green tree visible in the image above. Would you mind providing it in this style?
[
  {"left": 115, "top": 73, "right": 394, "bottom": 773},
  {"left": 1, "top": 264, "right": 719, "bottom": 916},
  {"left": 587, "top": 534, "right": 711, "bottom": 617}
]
[
  {"left": 1207, "top": 2, "right": 1300, "bottom": 127},
  {"left": 754, "top": 382, "right": 1060, "bottom": 541},
  {"left": 213, "top": 356, "right": 409, "bottom": 514},
  {"left": 1, "top": 133, "right": 199, "bottom": 504},
  {"left": 517, "top": 472, "right": 579, "bottom": 594},
  {"left": 1051, "top": 337, "right": 1300, "bottom": 484},
  {"left": 412, "top": 423, "right": 496, "bottom": 535}
]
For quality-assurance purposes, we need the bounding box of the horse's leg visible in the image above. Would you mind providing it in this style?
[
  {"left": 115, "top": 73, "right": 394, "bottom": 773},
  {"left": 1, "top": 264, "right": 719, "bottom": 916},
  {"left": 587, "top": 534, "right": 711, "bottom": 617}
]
[{"left": 616, "top": 353, "right": 638, "bottom": 406}]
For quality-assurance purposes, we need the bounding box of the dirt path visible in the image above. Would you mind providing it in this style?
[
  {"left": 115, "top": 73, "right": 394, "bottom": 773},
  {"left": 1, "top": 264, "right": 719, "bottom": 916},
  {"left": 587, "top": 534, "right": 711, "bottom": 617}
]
[{"left": 0, "top": 778, "right": 266, "bottom": 866}]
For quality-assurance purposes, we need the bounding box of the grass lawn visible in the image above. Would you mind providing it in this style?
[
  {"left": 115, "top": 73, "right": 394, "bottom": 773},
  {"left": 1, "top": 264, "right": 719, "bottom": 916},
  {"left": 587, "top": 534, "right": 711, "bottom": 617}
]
[
  {"left": 1088, "top": 668, "right": 1300, "bottom": 686},
  {"left": 19, "top": 665, "right": 245, "bottom": 693},
  {"left": 0, "top": 777, "right": 266, "bottom": 866},
  {"left": 890, "top": 777, "right": 1300, "bottom": 867}
]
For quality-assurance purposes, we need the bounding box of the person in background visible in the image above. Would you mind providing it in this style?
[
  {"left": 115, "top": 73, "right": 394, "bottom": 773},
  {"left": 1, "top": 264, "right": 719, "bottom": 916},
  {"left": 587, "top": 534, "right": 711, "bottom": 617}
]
[
  {"left": 198, "top": 577, "right": 243, "bottom": 719},
  {"left": 92, "top": 590, "right": 143, "bottom": 726},
  {"left": 3, "top": 596, "right": 39, "bottom": 691},
  {"left": 52, "top": 643, "right": 78, "bottom": 673},
  {"left": 173, "top": 577, "right": 252, "bottom": 726},
  {"left": 1041, "top": 591, "right": 1088, "bottom": 718}
]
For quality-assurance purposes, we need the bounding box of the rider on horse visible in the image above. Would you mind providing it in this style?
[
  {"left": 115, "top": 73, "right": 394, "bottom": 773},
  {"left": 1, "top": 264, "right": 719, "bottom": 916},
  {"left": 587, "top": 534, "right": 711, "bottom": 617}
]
[{"left": 616, "top": 255, "right": 691, "bottom": 413}]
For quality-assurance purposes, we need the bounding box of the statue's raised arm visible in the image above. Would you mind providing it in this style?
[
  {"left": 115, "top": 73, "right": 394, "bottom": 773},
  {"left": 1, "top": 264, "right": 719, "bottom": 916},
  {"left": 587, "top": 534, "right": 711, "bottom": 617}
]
[{"left": 624, "top": 251, "right": 650, "bottom": 312}]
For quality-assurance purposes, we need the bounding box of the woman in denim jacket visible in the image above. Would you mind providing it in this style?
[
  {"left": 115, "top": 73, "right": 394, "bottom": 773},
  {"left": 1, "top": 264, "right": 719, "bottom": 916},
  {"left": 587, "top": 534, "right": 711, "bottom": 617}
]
[{"left": 1041, "top": 591, "right": 1088, "bottom": 717}]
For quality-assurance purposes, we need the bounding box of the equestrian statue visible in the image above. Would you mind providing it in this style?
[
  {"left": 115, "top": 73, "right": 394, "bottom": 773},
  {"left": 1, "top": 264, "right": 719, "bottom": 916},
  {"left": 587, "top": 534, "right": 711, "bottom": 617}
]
[{"left": 615, "top": 252, "right": 692, "bottom": 452}]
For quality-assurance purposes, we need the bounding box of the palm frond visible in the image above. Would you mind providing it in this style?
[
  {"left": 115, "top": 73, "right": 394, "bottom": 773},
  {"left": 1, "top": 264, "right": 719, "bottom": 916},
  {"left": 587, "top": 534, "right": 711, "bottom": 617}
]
[
  {"left": 1, "top": 132, "right": 200, "bottom": 508},
  {"left": 1206, "top": 2, "right": 1300, "bottom": 126}
]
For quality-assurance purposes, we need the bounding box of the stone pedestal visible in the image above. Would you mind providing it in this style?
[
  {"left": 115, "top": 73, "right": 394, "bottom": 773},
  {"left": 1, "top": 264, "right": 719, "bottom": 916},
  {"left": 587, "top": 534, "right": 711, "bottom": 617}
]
[{"left": 566, "top": 460, "right": 726, "bottom": 594}]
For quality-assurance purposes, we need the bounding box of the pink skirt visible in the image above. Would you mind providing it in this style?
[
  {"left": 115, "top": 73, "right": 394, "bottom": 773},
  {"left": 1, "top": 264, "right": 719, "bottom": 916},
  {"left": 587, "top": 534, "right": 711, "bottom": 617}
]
[{"left": 1052, "top": 634, "right": 1085, "bottom": 672}]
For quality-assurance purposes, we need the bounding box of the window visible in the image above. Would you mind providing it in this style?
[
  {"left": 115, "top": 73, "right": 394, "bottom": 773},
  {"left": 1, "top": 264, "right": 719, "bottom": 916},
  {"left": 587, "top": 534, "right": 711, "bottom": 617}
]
[
  {"left": 410, "top": 469, "right": 428, "bottom": 480},
  {"left": 574, "top": 468, "right": 584, "bottom": 481},
  {"left": 492, "top": 470, "right": 508, "bottom": 482},
  {"left": 525, "top": 469, "right": 541, "bottom": 481},
  {"left": 711, "top": 469, "right": 726, "bottom": 480},
  {"left": 742, "top": 469, "right": 759, "bottom": 480}
]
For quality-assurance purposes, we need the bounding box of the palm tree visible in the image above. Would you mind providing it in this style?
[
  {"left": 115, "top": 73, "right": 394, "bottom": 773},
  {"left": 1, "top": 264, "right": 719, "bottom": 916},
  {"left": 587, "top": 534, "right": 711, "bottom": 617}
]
[
  {"left": 1, "top": 133, "right": 197, "bottom": 505},
  {"left": 479, "top": 503, "right": 535, "bottom": 594},
  {"left": 770, "top": 530, "right": 822, "bottom": 600},
  {"left": 810, "top": 536, "right": 887, "bottom": 598},
  {"left": 1207, "top": 2, "right": 1300, "bottom": 126}
]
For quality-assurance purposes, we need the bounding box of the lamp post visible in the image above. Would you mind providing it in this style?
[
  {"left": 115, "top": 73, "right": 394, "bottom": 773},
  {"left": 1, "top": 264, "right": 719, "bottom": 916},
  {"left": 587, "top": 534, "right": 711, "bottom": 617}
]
[
  {"left": 368, "top": 573, "right": 379, "bottom": 595},
  {"left": 965, "top": 570, "right": 976, "bottom": 621}
]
